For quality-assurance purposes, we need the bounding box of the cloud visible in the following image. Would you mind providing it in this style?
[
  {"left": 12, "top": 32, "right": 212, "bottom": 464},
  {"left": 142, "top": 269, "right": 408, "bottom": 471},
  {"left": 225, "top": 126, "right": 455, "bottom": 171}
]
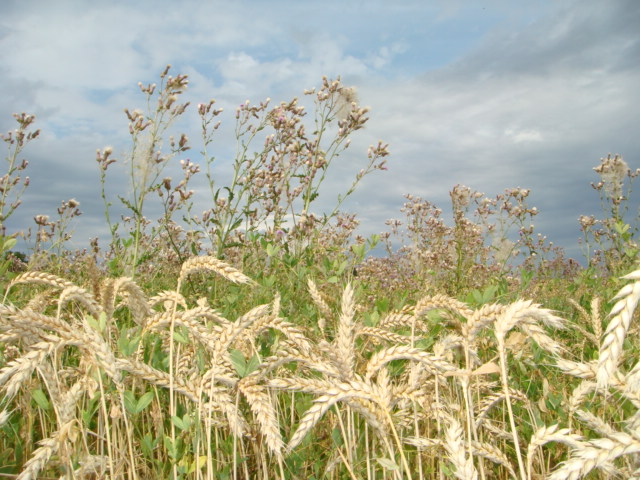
[{"left": 0, "top": 0, "right": 638, "bottom": 262}]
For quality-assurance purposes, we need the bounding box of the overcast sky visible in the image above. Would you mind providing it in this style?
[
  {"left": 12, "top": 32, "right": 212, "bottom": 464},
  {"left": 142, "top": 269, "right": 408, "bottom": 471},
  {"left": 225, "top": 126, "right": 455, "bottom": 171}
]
[{"left": 1, "top": 0, "right": 638, "bottom": 261}]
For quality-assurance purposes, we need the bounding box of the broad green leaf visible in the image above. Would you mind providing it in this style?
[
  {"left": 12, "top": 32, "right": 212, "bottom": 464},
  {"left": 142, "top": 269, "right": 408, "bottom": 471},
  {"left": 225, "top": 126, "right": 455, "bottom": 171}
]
[
  {"left": 118, "top": 333, "right": 140, "bottom": 357},
  {"left": 141, "top": 434, "right": 157, "bottom": 458},
  {"left": 376, "top": 457, "right": 399, "bottom": 471},
  {"left": 331, "top": 427, "right": 343, "bottom": 447},
  {"left": 123, "top": 391, "right": 137, "bottom": 414},
  {"left": 85, "top": 315, "right": 100, "bottom": 332},
  {"left": 265, "top": 243, "right": 280, "bottom": 257},
  {"left": 2, "top": 237, "right": 16, "bottom": 252},
  {"left": 245, "top": 354, "right": 260, "bottom": 376},
  {"left": 164, "top": 435, "right": 177, "bottom": 459},
  {"left": 136, "top": 391, "right": 154, "bottom": 414},
  {"left": 171, "top": 415, "right": 185, "bottom": 431},
  {"left": 173, "top": 330, "right": 189, "bottom": 344},
  {"left": 230, "top": 349, "right": 247, "bottom": 377},
  {"left": 32, "top": 389, "right": 51, "bottom": 411},
  {"left": 171, "top": 414, "right": 192, "bottom": 432}
]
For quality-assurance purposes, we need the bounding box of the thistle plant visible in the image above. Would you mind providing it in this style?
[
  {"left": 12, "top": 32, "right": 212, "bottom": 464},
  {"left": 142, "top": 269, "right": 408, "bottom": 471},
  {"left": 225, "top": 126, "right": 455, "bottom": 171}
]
[
  {"left": 0, "top": 113, "right": 39, "bottom": 237},
  {"left": 580, "top": 154, "right": 639, "bottom": 275},
  {"left": 99, "top": 65, "right": 191, "bottom": 276},
  {"left": 31, "top": 199, "right": 82, "bottom": 263},
  {"left": 191, "top": 76, "right": 389, "bottom": 259},
  {"left": 0, "top": 113, "right": 39, "bottom": 281},
  {"left": 369, "top": 184, "right": 567, "bottom": 297}
]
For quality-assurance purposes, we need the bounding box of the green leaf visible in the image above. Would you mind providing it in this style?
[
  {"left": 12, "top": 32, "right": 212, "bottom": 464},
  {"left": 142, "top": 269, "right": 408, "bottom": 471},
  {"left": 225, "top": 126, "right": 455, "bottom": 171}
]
[
  {"left": 2, "top": 237, "right": 17, "bottom": 252},
  {"left": 230, "top": 349, "right": 247, "bottom": 377},
  {"left": 164, "top": 435, "right": 177, "bottom": 459},
  {"left": 118, "top": 333, "right": 140, "bottom": 357},
  {"left": 245, "top": 355, "right": 260, "bottom": 376},
  {"left": 331, "top": 427, "right": 343, "bottom": 447},
  {"left": 85, "top": 314, "right": 106, "bottom": 334},
  {"left": 614, "top": 221, "right": 630, "bottom": 235},
  {"left": 32, "top": 389, "right": 51, "bottom": 411},
  {"left": 172, "top": 414, "right": 191, "bottom": 431},
  {"left": 336, "top": 260, "right": 348, "bottom": 275},
  {"left": 136, "top": 391, "right": 154, "bottom": 414},
  {"left": 229, "top": 217, "right": 243, "bottom": 231},
  {"left": 123, "top": 391, "right": 137, "bottom": 414},
  {"left": 351, "top": 243, "right": 366, "bottom": 260},
  {"left": 173, "top": 330, "right": 189, "bottom": 344},
  {"left": 376, "top": 458, "right": 399, "bottom": 471},
  {"left": 181, "top": 414, "right": 192, "bottom": 431},
  {"left": 141, "top": 434, "right": 157, "bottom": 458},
  {"left": 265, "top": 243, "right": 280, "bottom": 258},
  {"left": 171, "top": 415, "right": 186, "bottom": 431}
]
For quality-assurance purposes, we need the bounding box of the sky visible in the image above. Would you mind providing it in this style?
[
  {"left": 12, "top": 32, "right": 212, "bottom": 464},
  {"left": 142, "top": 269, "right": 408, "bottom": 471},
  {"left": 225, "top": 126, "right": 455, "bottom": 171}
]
[{"left": 1, "top": 0, "right": 639, "bottom": 261}]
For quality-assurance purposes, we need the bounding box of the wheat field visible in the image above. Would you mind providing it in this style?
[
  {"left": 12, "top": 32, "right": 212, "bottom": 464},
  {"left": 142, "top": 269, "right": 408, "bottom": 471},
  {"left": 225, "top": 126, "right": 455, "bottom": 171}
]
[
  {"left": 0, "top": 255, "right": 638, "bottom": 479},
  {"left": 1, "top": 69, "right": 639, "bottom": 479}
]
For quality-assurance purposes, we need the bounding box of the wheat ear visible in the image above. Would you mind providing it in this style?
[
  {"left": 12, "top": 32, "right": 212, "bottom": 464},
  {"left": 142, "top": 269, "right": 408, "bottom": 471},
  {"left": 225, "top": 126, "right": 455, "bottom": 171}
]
[
  {"left": 179, "top": 255, "right": 256, "bottom": 285},
  {"left": 548, "top": 433, "right": 640, "bottom": 480},
  {"left": 17, "top": 435, "right": 58, "bottom": 480},
  {"left": 526, "top": 424, "right": 584, "bottom": 479},
  {"left": 365, "top": 344, "right": 458, "bottom": 381},
  {"left": 238, "top": 376, "right": 283, "bottom": 456},
  {"left": 286, "top": 380, "right": 385, "bottom": 452},
  {"left": 8, "top": 271, "right": 75, "bottom": 290},
  {"left": 307, "top": 279, "right": 332, "bottom": 319},
  {"left": 333, "top": 282, "right": 356, "bottom": 380},
  {"left": 444, "top": 417, "right": 478, "bottom": 480},
  {"left": 597, "top": 268, "right": 640, "bottom": 389}
]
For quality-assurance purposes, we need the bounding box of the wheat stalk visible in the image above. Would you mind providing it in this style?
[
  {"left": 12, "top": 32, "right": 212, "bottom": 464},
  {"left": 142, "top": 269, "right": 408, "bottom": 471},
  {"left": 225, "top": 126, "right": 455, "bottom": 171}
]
[
  {"left": 475, "top": 389, "right": 529, "bottom": 429},
  {"left": 568, "top": 298, "right": 601, "bottom": 345},
  {"left": 242, "top": 314, "right": 313, "bottom": 356},
  {"left": 356, "top": 325, "right": 418, "bottom": 345},
  {"left": 518, "top": 321, "right": 565, "bottom": 355},
  {"left": 377, "top": 310, "right": 416, "bottom": 330},
  {"left": 415, "top": 293, "right": 474, "bottom": 320},
  {"left": 574, "top": 409, "right": 618, "bottom": 438},
  {"left": 471, "top": 440, "right": 518, "bottom": 479},
  {"left": 462, "top": 303, "right": 507, "bottom": 341},
  {"left": 100, "top": 276, "right": 150, "bottom": 325},
  {"left": 148, "top": 289, "right": 188, "bottom": 310}
]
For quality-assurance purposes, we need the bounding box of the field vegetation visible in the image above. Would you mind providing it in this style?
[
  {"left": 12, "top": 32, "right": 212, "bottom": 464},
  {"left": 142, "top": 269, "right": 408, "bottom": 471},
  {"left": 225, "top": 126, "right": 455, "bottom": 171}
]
[{"left": 0, "top": 67, "right": 639, "bottom": 479}]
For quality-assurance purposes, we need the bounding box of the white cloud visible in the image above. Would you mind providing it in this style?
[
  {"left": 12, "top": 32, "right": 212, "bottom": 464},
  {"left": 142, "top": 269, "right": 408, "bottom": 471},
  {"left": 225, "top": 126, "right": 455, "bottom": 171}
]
[
  {"left": 505, "top": 128, "right": 543, "bottom": 144},
  {"left": 0, "top": 0, "right": 638, "bottom": 260}
]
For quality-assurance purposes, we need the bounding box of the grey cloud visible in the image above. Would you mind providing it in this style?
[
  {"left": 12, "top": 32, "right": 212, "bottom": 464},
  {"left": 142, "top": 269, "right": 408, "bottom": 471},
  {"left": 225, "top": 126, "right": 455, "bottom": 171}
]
[{"left": 1, "top": 0, "right": 638, "bottom": 263}]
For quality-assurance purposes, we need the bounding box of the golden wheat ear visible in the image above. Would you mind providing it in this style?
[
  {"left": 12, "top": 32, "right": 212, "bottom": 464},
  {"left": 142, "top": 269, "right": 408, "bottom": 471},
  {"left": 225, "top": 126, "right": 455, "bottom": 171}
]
[
  {"left": 597, "top": 267, "right": 640, "bottom": 389},
  {"left": 8, "top": 271, "right": 76, "bottom": 290},
  {"left": 178, "top": 255, "right": 256, "bottom": 285}
]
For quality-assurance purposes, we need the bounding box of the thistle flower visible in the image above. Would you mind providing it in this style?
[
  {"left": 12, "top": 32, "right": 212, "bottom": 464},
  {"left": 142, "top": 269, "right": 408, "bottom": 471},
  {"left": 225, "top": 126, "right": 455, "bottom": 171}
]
[{"left": 594, "top": 154, "right": 629, "bottom": 200}]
